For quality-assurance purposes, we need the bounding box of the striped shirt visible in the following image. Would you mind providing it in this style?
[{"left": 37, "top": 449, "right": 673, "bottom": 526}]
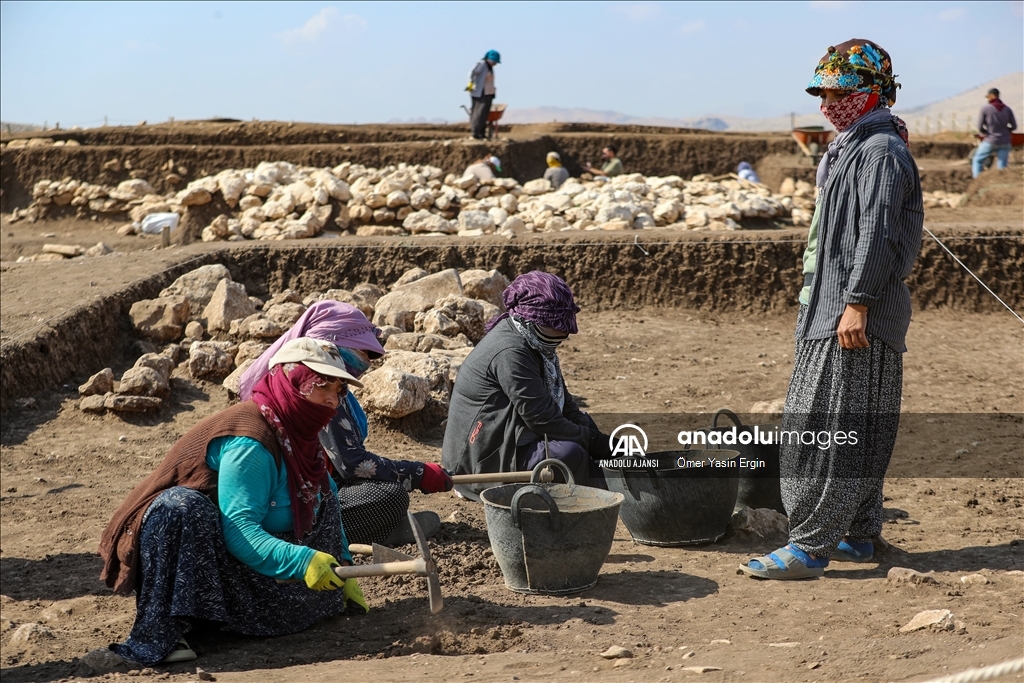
[{"left": 798, "top": 120, "right": 923, "bottom": 353}]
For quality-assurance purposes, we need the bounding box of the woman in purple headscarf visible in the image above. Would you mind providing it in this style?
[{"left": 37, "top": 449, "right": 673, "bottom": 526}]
[
  {"left": 240, "top": 301, "right": 452, "bottom": 544},
  {"left": 442, "top": 271, "right": 611, "bottom": 500}
]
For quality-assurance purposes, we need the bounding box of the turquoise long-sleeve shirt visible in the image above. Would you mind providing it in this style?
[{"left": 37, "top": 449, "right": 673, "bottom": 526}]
[{"left": 205, "top": 436, "right": 352, "bottom": 581}]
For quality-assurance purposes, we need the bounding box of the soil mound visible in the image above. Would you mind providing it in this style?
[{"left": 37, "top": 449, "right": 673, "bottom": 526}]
[{"left": 961, "top": 169, "right": 1024, "bottom": 207}]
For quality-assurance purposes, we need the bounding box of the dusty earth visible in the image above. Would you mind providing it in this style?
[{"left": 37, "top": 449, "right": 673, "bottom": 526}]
[{"left": 1, "top": 124, "right": 1022, "bottom": 683}]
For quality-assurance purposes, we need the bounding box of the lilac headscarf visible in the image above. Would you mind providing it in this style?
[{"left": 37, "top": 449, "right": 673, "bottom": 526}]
[
  {"left": 484, "top": 271, "right": 580, "bottom": 334},
  {"left": 239, "top": 301, "right": 385, "bottom": 401}
]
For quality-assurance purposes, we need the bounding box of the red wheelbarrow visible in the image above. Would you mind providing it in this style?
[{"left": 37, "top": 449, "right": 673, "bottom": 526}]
[
  {"left": 461, "top": 103, "right": 508, "bottom": 140},
  {"left": 792, "top": 126, "right": 833, "bottom": 164}
]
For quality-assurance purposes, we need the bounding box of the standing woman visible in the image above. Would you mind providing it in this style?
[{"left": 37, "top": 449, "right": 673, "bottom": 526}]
[
  {"left": 240, "top": 301, "right": 451, "bottom": 546},
  {"left": 99, "top": 338, "right": 367, "bottom": 665},
  {"left": 741, "top": 39, "right": 923, "bottom": 579}
]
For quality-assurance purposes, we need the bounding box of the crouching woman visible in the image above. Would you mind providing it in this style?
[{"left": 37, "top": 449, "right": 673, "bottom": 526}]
[
  {"left": 98, "top": 338, "right": 367, "bottom": 665},
  {"left": 442, "top": 271, "right": 611, "bottom": 500}
]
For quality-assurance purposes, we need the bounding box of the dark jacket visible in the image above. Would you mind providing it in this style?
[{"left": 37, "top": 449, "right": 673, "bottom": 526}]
[
  {"left": 799, "top": 120, "right": 923, "bottom": 352},
  {"left": 442, "top": 318, "right": 598, "bottom": 497}
]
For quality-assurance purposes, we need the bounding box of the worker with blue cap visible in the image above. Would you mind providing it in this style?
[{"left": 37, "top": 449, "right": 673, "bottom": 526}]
[{"left": 466, "top": 50, "right": 500, "bottom": 140}]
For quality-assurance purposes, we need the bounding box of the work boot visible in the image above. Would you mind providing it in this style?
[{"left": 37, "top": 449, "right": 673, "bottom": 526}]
[{"left": 382, "top": 510, "right": 441, "bottom": 546}]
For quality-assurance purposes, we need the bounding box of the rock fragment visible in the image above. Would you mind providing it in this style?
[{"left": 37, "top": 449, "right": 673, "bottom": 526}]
[
  {"left": 129, "top": 296, "right": 190, "bottom": 342},
  {"left": 899, "top": 609, "right": 955, "bottom": 633},
  {"left": 600, "top": 646, "right": 632, "bottom": 659},
  {"left": 79, "top": 368, "right": 114, "bottom": 396},
  {"left": 886, "top": 567, "right": 939, "bottom": 586}
]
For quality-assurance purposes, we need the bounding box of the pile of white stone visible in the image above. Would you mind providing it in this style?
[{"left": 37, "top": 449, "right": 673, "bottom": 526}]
[
  {"left": 465, "top": 172, "right": 796, "bottom": 236},
  {"left": 81, "top": 263, "right": 509, "bottom": 419},
  {"left": 24, "top": 161, "right": 813, "bottom": 242},
  {"left": 775, "top": 178, "right": 816, "bottom": 226}
]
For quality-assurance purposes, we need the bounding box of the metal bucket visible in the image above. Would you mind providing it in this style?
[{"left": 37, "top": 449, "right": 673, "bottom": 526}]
[
  {"left": 481, "top": 459, "right": 624, "bottom": 595},
  {"left": 697, "top": 409, "right": 784, "bottom": 514},
  {"left": 604, "top": 449, "right": 740, "bottom": 546}
]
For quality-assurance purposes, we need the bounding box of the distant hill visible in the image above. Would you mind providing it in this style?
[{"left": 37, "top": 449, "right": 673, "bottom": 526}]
[{"left": 501, "top": 72, "right": 1024, "bottom": 133}]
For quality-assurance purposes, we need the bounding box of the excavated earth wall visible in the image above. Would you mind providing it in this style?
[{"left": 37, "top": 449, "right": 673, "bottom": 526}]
[
  {"left": 0, "top": 122, "right": 976, "bottom": 212},
  {"left": 2, "top": 230, "right": 1020, "bottom": 409}
]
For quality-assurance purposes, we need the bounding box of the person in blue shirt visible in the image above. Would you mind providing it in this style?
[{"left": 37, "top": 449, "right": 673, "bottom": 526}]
[
  {"left": 100, "top": 338, "right": 368, "bottom": 666},
  {"left": 240, "top": 301, "right": 453, "bottom": 546}
]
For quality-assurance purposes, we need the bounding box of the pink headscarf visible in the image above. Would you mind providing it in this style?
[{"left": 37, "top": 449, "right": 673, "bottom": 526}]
[
  {"left": 240, "top": 301, "right": 385, "bottom": 401},
  {"left": 251, "top": 362, "right": 336, "bottom": 539}
]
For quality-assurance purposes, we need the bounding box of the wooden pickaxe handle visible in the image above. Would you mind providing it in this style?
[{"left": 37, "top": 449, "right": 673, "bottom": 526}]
[
  {"left": 449, "top": 471, "right": 535, "bottom": 484},
  {"left": 333, "top": 558, "right": 429, "bottom": 579}
]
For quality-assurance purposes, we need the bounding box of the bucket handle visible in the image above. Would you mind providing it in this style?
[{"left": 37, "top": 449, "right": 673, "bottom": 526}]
[
  {"left": 511, "top": 485, "right": 562, "bottom": 532},
  {"left": 530, "top": 458, "right": 575, "bottom": 485},
  {"left": 711, "top": 408, "right": 743, "bottom": 430}
]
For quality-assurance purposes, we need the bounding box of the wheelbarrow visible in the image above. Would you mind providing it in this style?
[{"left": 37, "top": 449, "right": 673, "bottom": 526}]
[
  {"left": 792, "top": 126, "right": 833, "bottom": 165},
  {"left": 460, "top": 102, "right": 508, "bottom": 140}
]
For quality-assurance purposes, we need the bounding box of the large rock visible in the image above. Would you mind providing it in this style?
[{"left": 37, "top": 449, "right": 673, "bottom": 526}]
[
  {"left": 159, "top": 264, "right": 232, "bottom": 314},
  {"left": 247, "top": 318, "right": 288, "bottom": 339},
  {"left": 129, "top": 297, "right": 190, "bottom": 342},
  {"left": 414, "top": 309, "right": 461, "bottom": 337},
  {"left": 382, "top": 350, "right": 452, "bottom": 397},
  {"left": 9, "top": 623, "right": 54, "bottom": 646},
  {"left": 117, "top": 366, "right": 169, "bottom": 397},
  {"left": 394, "top": 268, "right": 463, "bottom": 302},
  {"left": 458, "top": 269, "right": 508, "bottom": 308},
  {"left": 133, "top": 352, "right": 175, "bottom": 380},
  {"left": 372, "top": 291, "right": 435, "bottom": 331},
  {"left": 79, "top": 368, "right": 114, "bottom": 396},
  {"left": 384, "top": 332, "right": 452, "bottom": 353},
  {"left": 357, "top": 366, "right": 429, "bottom": 418},
  {"left": 79, "top": 394, "right": 109, "bottom": 413},
  {"left": 458, "top": 210, "right": 496, "bottom": 233},
  {"left": 434, "top": 295, "right": 486, "bottom": 342},
  {"left": 104, "top": 395, "right": 163, "bottom": 412},
  {"left": 429, "top": 347, "right": 474, "bottom": 384},
  {"left": 391, "top": 267, "right": 428, "bottom": 289},
  {"left": 202, "top": 280, "right": 257, "bottom": 332},
  {"left": 235, "top": 340, "right": 270, "bottom": 366},
  {"left": 188, "top": 341, "right": 234, "bottom": 380},
  {"left": 403, "top": 210, "right": 455, "bottom": 234},
  {"left": 223, "top": 358, "right": 256, "bottom": 395},
  {"left": 523, "top": 178, "right": 552, "bottom": 195},
  {"left": 264, "top": 302, "right": 306, "bottom": 326},
  {"left": 730, "top": 507, "right": 788, "bottom": 539},
  {"left": 899, "top": 609, "right": 955, "bottom": 633}
]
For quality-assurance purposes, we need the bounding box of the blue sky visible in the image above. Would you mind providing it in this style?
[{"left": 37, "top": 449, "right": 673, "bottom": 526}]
[{"left": 1, "top": 1, "right": 1021, "bottom": 127}]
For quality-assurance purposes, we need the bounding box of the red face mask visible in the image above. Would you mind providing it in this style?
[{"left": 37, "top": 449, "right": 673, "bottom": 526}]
[{"left": 820, "top": 92, "right": 879, "bottom": 132}]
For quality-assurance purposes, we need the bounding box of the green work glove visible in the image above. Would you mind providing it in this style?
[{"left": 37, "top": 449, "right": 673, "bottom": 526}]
[
  {"left": 304, "top": 551, "right": 343, "bottom": 591},
  {"left": 465, "top": 81, "right": 474, "bottom": 92},
  {"left": 343, "top": 577, "right": 370, "bottom": 613}
]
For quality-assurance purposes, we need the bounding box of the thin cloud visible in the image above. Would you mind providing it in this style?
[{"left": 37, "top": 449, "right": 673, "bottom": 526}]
[
  {"left": 277, "top": 7, "right": 367, "bottom": 45},
  {"left": 680, "top": 20, "right": 706, "bottom": 35},
  {"left": 608, "top": 2, "right": 661, "bottom": 22},
  {"left": 937, "top": 7, "right": 967, "bottom": 21},
  {"left": 809, "top": 1, "right": 848, "bottom": 10}
]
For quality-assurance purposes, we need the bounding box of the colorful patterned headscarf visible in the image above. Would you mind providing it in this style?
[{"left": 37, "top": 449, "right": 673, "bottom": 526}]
[
  {"left": 805, "top": 39, "right": 900, "bottom": 107},
  {"left": 484, "top": 271, "right": 580, "bottom": 334}
]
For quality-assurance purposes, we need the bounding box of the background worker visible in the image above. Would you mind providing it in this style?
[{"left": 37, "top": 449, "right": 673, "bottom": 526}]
[
  {"left": 583, "top": 146, "right": 624, "bottom": 178},
  {"left": 972, "top": 87, "right": 1017, "bottom": 177},
  {"left": 543, "top": 152, "right": 570, "bottom": 189},
  {"left": 736, "top": 161, "right": 761, "bottom": 183},
  {"left": 464, "top": 155, "right": 502, "bottom": 182},
  {"left": 466, "top": 50, "right": 500, "bottom": 140}
]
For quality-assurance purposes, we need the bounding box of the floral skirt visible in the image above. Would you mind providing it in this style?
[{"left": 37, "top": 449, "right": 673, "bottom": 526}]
[{"left": 111, "top": 486, "right": 348, "bottom": 665}]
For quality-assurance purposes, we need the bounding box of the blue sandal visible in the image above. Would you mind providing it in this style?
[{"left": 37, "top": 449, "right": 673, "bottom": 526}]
[
  {"left": 831, "top": 539, "right": 874, "bottom": 563},
  {"left": 740, "top": 545, "right": 828, "bottom": 579}
]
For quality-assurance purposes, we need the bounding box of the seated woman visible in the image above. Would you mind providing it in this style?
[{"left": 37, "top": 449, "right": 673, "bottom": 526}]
[
  {"left": 442, "top": 271, "right": 611, "bottom": 500},
  {"left": 240, "top": 301, "right": 452, "bottom": 545},
  {"left": 99, "top": 338, "right": 367, "bottom": 666}
]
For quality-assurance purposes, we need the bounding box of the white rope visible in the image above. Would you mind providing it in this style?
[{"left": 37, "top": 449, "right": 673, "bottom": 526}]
[
  {"left": 913, "top": 657, "right": 1024, "bottom": 683},
  {"left": 924, "top": 226, "right": 1024, "bottom": 325}
]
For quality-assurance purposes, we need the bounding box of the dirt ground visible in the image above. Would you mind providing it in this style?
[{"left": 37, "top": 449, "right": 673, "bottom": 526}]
[
  {"left": 1, "top": 300, "right": 1022, "bottom": 683},
  {"left": 1, "top": 124, "right": 1022, "bottom": 682}
]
